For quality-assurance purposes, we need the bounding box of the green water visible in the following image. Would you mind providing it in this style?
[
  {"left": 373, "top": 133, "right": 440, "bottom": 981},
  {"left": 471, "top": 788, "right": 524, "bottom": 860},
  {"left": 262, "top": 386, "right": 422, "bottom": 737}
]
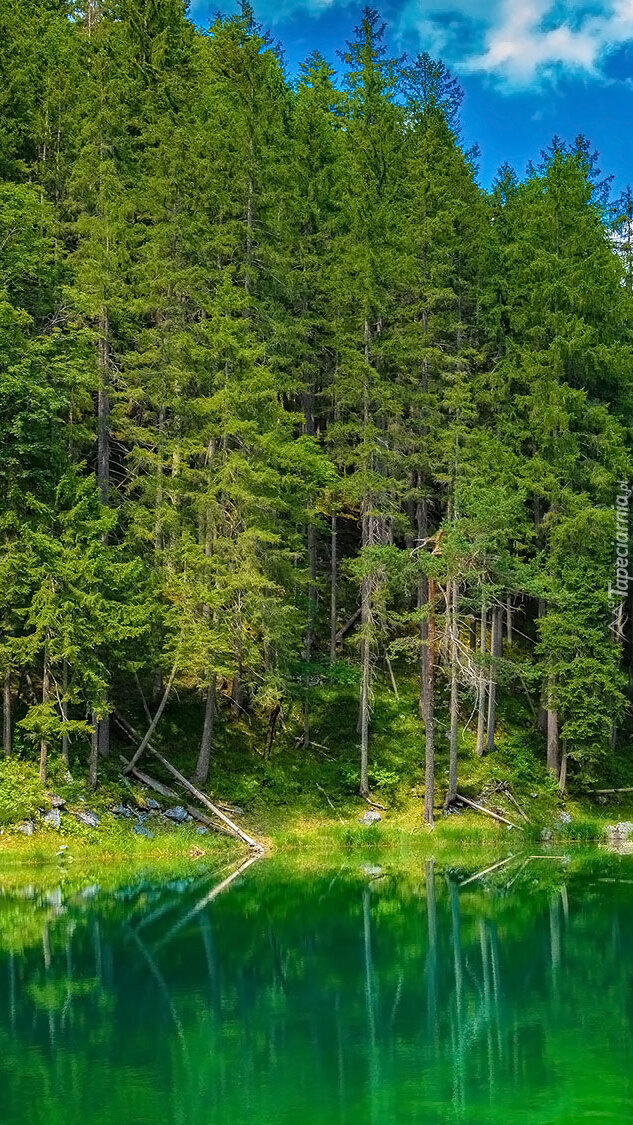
[{"left": 1, "top": 849, "right": 632, "bottom": 1124}]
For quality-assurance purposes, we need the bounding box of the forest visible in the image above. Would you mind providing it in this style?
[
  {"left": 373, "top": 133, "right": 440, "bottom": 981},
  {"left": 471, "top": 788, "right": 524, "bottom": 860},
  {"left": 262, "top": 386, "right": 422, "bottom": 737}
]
[{"left": 2, "top": 0, "right": 633, "bottom": 829}]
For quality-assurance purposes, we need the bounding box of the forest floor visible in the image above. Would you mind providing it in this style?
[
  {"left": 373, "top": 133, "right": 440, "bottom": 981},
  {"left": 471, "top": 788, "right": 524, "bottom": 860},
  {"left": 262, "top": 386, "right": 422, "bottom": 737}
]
[{"left": 1, "top": 667, "right": 632, "bottom": 865}]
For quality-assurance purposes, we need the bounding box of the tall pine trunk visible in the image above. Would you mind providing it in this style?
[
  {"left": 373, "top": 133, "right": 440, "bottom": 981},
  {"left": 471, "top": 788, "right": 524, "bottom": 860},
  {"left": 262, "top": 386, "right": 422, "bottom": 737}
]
[
  {"left": 89, "top": 713, "right": 98, "bottom": 788},
  {"left": 475, "top": 590, "right": 487, "bottom": 757},
  {"left": 486, "top": 606, "right": 502, "bottom": 753},
  {"left": 40, "top": 644, "right": 50, "bottom": 785},
  {"left": 3, "top": 670, "right": 11, "bottom": 757},
  {"left": 330, "top": 512, "right": 337, "bottom": 662},
  {"left": 445, "top": 579, "right": 459, "bottom": 807},
  {"left": 547, "top": 687, "right": 559, "bottom": 775},
  {"left": 193, "top": 672, "right": 216, "bottom": 787},
  {"left": 61, "top": 659, "right": 69, "bottom": 767}
]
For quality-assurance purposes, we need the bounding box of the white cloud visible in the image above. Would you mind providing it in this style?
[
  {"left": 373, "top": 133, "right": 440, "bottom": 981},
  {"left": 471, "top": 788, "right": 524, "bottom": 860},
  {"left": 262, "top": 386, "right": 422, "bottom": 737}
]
[{"left": 399, "top": 0, "right": 633, "bottom": 88}]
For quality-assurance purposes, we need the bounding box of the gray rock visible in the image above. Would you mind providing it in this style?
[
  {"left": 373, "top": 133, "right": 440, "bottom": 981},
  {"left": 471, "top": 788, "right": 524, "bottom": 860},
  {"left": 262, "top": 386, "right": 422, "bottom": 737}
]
[
  {"left": 75, "top": 809, "right": 99, "bottom": 829},
  {"left": 17, "top": 821, "right": 35, "bottom": 836},
  {"left": 541, "top": 828, "right": 553, "bottom": 842},
  {"left": 196, "top": 825, "right": 209, "bottom": 835},
  {"left": 133, "top": 823, "right": 154, "bottom": 838},
  {"left": 47, "top": 794, "right": 66, "bottom": 808},
  {"left": 42, "top": 809, "right": 61, "bottom": 829},
  {"left": 144, "top": 797, "right": 161, "bottom": 811},
  {"left": 164, "top": 806, "right": 189, "bottom": 824},
  {"left": 361, "top": 864, "right": 383, "bottom": 876},
  {"left": 559, "top": 811, "right": 572, "bottom": 825},
  {"left": 112, "top": 804, "right": 132, "bottom": 819},
  {"left": 596, "top": 795, "right": 608, "bottom": 805},
  {"left": 606, "top": 821, "right": 633, "bottom": 840},
  {"left": 358, "top": 809, "right": 381, "bottom": 825}
]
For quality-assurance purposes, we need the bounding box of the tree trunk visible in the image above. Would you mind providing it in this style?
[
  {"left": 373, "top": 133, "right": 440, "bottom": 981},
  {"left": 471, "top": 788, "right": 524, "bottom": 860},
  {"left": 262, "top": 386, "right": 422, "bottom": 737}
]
[
  {"left": 98, "top": 713, "right": 109, "bottom": 758},
  {"left": 506, "top": 596, "right": 513, "bottom": 646},
  {"left": 547, "top": 697, "right": 559, "bottom": 775},
  {"left": 89, "top": 713, "right": 98, "bottom": 789},
  {"left": 486, "top": 606, "right": 501, "bottom": 754},
  {"left": 40, "top": 647, "right": 50, "bottom": 785},
  {"left": 193, "top": 672, "right": 216, "bottom": 787},
  {"left": 423, "top": 581, "right": 435, "bottom": 826},
  {"left": 330, "top": 512, "right": 337, "bottom": 662},
  {"left": 359, "top": 571, "right": 371, "bottom": 798},
  {"left": 97, "top": 306, "right": 109, "bottom": 507},
  {"left": 124, "top": 657, "right": 178, "bottom": 774},
  {"left": 61, "top": 660, "right": 69, "bottom": 767},
  {"left": 417, "top": 498, "right": 429, "bottom": 720},
  {"left": 537, "top": 600, "right": 548, "bottom": 734},
  {"left": 445, "top": 579, "right": 459, "bottom": 807},
  {"left": 475, "top": 593, "right": 487, "bottom": 757},
  {"left": 264, "top": 704, "right": 281, "bottom": 762},
  {"left": 3, "top": 670, "right": 11, "bottom": 757},
  {"left": 303, "top": 522, "right": 317, "bottom": 748},
  {"left": 558, "top": 740, "right": 567, "bottom": 792},
  {"left": 469, "top": 615, "right": 477, "bottom": 651}
]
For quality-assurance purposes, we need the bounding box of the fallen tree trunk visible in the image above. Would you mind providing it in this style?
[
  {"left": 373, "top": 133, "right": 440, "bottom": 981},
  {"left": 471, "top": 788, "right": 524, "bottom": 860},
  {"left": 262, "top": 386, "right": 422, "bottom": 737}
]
[
  {"left": 454, "top": 792, "right": 523, "bottom": 831},
  {"left": 123, "top": 659, "right": 179, "bottom": 775},
  {"left": 594, "top": 787, "right": 633, "bottom": 794},
  {"left": 114, "top": 712, "right": 264, "bottom": 851},
  {"left": 119, "top": 757, "right": 234, "bottom": 838}
]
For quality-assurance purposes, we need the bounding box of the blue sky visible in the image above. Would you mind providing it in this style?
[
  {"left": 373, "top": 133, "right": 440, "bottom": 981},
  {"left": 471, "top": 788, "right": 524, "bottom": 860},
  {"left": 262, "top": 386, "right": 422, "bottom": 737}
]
[{"left": 190, "top": 0, "right": 633, "bottom": 196}]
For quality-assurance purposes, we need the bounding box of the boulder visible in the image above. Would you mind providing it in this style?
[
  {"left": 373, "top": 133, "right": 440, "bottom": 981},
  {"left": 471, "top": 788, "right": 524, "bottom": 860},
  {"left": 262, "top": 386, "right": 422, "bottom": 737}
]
[
  {"left": 559, "top": 811, "right": 572, "bottom": 825},
  {"left": 42, "top": 809, "right": 61, "bottom": 829},
  {"left": 112, "top": 804, "right": 132, "bottom": 819},
  {"left": 144, "top": 797, "right": 161, "bottom": 811},
  {"left": 541, "top": 828, "right": 553, "bottom": 842},
  {"left": 17, "top": 821, "right": 35, "bottom": 836},
  {"left": 196, "top": 825, "right": 209, "bottom": 835},
  {"left": 164, "top": 806, "right": 189, "bottom": 824},
  {"left": 47, "top": 794, "right": 66, "bottom": 809},
  {"left": 358, "top": 809, "right": 381, "bottom": 825},
  {"left": 75, "top": 809, "right": 99, "bottom": 829}
]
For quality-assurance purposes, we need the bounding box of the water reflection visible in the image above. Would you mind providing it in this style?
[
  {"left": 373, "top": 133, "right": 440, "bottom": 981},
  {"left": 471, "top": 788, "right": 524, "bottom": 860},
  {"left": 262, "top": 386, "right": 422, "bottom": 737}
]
[{"left": 0, "top": 850, "right": 632, "bottom": 1124}]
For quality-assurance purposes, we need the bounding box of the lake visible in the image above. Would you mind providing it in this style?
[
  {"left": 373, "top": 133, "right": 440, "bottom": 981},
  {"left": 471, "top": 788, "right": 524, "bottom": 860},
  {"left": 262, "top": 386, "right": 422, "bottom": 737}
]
[{"left": 0, "top": 848, "right": 632, "bottom": 1124}]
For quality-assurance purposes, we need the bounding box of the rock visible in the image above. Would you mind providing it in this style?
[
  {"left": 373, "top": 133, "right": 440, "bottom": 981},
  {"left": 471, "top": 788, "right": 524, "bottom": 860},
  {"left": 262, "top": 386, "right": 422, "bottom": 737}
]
[
  {"left": 133, "top": 823, "right": 154, "bottom": 838},
  {"left": 358, "top": 809, "right": 381, "bottom": 825},
  {"left": 164, "top": 806, "right": 189, "bottom": 824},
  {"left": 75, "top": 809, "right": 99, "bottom": 829},
  {"left": 596, "top": 795, "right": 608, "bottom": 805},
  {"left": 196, "top": 825, "right": 209, "bottom": 835},
  {"left": 559, "top": 811, "right": 572, "bottom": 825},
  {"left": 112, "top": 804, "right": 132, "bottom": 819},
  {"left": 541, "top": 828, "right": 553, "bottom": 842},
  {"left": 361, "top": 864, "right": 382, "bottom": 876},
  {"left": 606, "top": 821, "right": 633, "bottom": 841},
  {"left": 17, "top": 821, "right": 35, "bottom": 836},
  {"left": 144, "top": 797, "right": 161, "bottom": 811},
  {"left": 47, "top": 794, "right": 66, "bottom": 808},
  {"left": 42, "top": 809, "right": 61, "bottom": 829}
]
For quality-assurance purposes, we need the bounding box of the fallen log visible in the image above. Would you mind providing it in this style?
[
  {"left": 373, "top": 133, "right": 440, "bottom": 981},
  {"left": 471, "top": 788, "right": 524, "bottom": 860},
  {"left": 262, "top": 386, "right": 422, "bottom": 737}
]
[
  {"left": 594, "top": 787, "right": 633, "bottom": 794},
  {"left": 455, "top": 792, "right": 523, "bottom": 831},
  {"left": 119, "top": 757, "right": 233, "bottom": 838},
  {"left": 503, "top": 789, "right": 531, "bottom": 823},
  {"left": 335, "top": 607, "right": 361, "bottom": 643},
  {"left": 114, "top": 712, "right": 264, "bottom": 851}
]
